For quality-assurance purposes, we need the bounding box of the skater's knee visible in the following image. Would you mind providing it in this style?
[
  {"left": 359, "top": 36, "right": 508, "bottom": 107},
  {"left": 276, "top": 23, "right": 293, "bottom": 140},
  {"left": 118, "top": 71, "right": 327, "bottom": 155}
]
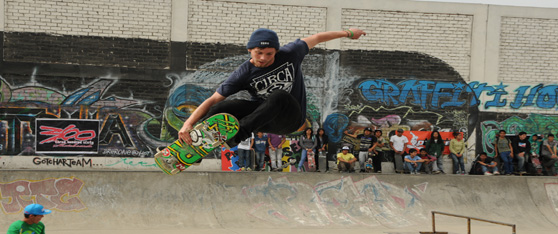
[{"left": 267, "top": 90, "right": 296, "bottom": 105}]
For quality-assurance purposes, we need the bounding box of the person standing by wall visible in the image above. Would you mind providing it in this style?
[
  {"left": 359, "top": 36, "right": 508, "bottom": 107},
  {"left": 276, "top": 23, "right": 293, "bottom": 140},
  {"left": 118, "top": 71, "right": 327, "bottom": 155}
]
[
  {"left": 512, "top": 131, "right": 531, "bottom": 175},
  {"left": 237, "top": 134, "right": 254, "bottom": 171},
  {"left": 493, "top": 130, "right": 514, "bottom": 175},
  {"left": 298, "top": 128, "right": 317, "bottom": 172},
  {"left": 267, "top": 133, "right": 286, "bottom": 171},
  {"left": 425, "top": 130, "right": 446, "bottom": 174},
  {"left": 373, "top": 129, "right": 388, "bottom": 173},
  {"left": 541, "top": 133, "right": 558, "bottom": 176},
  {"left": 253, "top": 131, "right": 268, "bottom": 171},
  {"left": 450, "top": 132, "right": 467, "bottom": 175},
  {"left": 390, "top": 129, "right": 408, "bottom": 173},
  {"left": 345, "top": 127, "right": 377, "bottom": 172},
  {"left": 316, "top": 128, "right": 329, "bottom": 172}
]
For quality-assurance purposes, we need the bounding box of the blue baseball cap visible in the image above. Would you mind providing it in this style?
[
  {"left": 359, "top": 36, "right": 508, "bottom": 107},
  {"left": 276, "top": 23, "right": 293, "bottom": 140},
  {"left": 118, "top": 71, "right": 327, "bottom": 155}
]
[
  {"left": 246, "top": 28, "right": 280, "bottom": 50},
  {"left": 24, "top": 204, "right": 52, "bottom": 215}
]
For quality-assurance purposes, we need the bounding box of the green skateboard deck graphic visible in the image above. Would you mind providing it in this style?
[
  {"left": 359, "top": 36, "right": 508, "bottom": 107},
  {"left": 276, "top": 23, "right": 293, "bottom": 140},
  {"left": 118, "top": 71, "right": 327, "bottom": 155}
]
[{"left": 154, "top": 113, "right": 239, "bottom": 175}]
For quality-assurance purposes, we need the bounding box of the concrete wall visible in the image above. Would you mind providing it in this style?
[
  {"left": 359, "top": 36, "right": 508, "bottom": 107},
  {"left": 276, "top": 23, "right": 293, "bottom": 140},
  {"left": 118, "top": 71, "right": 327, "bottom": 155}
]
[
  {"left": 1, "top": 171, "right": 557, "bottom": 232},
  {"left": 1, "top": 0, "right": 558, "bottom": 170}
]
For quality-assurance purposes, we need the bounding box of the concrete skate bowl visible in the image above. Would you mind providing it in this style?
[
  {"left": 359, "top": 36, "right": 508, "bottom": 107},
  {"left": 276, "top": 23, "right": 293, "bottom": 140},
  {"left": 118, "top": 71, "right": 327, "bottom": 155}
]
[{"left": 1, "top": 171, "right": 557, "bottom": 233}]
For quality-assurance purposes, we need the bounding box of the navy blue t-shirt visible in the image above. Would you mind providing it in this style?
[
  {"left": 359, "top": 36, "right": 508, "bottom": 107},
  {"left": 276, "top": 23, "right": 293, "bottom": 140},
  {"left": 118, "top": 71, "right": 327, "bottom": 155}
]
[
  {"left": 254, "top": 135, "right": 268, "bottom": 153},
  {"left": 216, "top": 39, "right": 309, "bottom": 119}
]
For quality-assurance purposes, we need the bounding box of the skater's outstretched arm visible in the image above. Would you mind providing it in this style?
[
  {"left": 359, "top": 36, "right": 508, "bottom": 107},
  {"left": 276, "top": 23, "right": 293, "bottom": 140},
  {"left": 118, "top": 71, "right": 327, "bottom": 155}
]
[
  {"left": 302, "top": 28, "right": 366, "bottom": 49},
  {"left": 178, "top": 92, "right": 226, "bottom": 144}
]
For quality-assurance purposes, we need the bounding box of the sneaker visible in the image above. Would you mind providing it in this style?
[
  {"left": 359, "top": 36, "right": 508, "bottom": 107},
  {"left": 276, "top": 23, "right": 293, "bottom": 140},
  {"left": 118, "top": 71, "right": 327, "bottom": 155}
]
[
  {"left": 440, "top": 171, "right": 446, "bottom": 174},
  {"left": 240, "top": 167, "right": 246, "bottom": 171},
  {"left": 410, "top": 171, "right": 416, "bottom": 175},
  {"left": 494, "top": 171, "right": 500, "bottom": 175},
  {"left": 433, "top": 170, "right": 441, "bottom": 174},
  {"left": 519, "top": 171, "right": 527, "bottom": 175},
  {"left": 461, "top": 171, "right": 467, "bottom": 175},
  {"left": 246, "top": 167, "right": 252, "bottom": 171},
  {"left": 484, "top": 172, "right": 493, "bottom": 176}
]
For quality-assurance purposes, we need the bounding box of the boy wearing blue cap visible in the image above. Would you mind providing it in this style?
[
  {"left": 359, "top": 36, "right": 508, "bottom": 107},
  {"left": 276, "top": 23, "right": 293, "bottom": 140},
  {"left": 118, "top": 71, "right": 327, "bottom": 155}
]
[
  {"left": 7, "top": 204, "right": 52, "bottom": 234},
  {"left": 178, "top": 27, "right": 366, "bottom": 147}
]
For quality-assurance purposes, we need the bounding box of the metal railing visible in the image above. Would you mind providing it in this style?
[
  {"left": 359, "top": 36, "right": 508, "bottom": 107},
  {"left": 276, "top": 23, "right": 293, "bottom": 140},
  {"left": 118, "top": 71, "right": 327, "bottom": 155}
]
[{"left": 420, "top": 211, "right": 516, "bottom": 234}]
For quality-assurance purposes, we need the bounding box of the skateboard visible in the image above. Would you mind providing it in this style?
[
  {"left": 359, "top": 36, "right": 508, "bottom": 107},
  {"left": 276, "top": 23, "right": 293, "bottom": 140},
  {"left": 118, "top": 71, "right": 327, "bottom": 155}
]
[
  {"left": 318, "top": 151, "right": 328, "bottom": 172},
  {"left": 307, "top": 150, "right": 316, "bottom": 172},
  {"left": 530, "top": 154, "right": 543, "bottom": 175},
  {"left": 154, "top": 113, "right": 239, "bottom": 175},
  {"left": 281, "top": 147, "right": 297, "bottom": 172},
  {"left": 365, "top": 157, "right": 374, "bottom": 173},
  {"left": 263, "top": 155, "right": 271, "bottom": 172},
  {"left": 250, "top": 149, "right": 256, "bottom": 171}
]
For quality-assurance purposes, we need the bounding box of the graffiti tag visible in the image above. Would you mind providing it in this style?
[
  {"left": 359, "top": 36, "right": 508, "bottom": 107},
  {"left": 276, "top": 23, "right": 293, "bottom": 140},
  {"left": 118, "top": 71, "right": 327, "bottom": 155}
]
[
  {"left": 32, "top": 157, "right": 93, "bottom": 168},
  {"left": 105, "top": 158, "right": 156, "bottom": 167},
  {"left": 0, "top": 177, "right": 86, "bottom": 214}
]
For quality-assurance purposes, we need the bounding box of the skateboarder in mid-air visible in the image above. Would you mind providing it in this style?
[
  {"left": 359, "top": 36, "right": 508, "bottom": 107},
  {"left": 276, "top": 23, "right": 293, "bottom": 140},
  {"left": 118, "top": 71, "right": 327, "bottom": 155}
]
[{"left": 178, "top": 27, "right": 366, "bottom": 147}]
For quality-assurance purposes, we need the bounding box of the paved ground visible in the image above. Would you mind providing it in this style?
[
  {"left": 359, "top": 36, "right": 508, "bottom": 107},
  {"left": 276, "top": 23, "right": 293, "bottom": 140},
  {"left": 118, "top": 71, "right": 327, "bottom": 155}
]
[{"left": 1, "top": 170, "right": 557, "bottom": 233}]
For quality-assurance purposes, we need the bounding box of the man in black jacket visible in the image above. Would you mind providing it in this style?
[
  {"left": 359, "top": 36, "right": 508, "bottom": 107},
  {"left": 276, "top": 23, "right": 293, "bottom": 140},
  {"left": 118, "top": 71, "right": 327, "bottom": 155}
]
[{"left": 512, "top": 131, "right": 531, "bottom": 174}]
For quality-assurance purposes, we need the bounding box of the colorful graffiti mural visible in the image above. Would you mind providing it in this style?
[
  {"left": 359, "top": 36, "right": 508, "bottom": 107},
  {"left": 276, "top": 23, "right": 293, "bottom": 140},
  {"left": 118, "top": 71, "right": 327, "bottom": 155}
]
[
  {"left": 0, "top": 76, "right": 165, "bottom": 156},
  {"left": 0, "top": 177, "right": 86, "bottom": 214},
  {"left": 242, "top": 176, "right": 428, "bottom": 227},
  {"left": 480, "top": 113, "right": 558, "bottom": 155},
  {"left": 2, "top": 48, "right": 558, "bottom": 161},
  {"left": 470, "top": 82, "right": 558, "bottom": 109}
]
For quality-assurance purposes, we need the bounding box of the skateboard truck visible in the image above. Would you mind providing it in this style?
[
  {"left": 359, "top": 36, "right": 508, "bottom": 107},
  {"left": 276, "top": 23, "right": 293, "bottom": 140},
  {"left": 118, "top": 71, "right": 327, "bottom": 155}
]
[{"left": 191, "top": 123, "right": 223, "bottom": 148}]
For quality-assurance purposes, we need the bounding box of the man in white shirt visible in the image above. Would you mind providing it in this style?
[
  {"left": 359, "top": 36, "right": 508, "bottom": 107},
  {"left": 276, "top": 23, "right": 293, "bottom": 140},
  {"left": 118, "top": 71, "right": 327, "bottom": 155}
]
[{"left": 390, "top": 129, "right": 408, "bottom": 173}]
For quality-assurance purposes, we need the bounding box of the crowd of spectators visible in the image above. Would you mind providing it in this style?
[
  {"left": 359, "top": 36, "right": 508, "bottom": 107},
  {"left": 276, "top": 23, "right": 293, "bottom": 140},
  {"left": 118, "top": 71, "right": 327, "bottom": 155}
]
[{"left": 232, "top": 128, "right": 558, "bottom": 176}]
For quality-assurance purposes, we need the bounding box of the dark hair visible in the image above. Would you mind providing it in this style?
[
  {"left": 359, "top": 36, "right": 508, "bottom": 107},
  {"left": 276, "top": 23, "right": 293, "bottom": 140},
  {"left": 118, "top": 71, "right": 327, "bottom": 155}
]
[
  {"left": 305, "top": 128, "right": 313, "bottom": 135},
  {"left": 453, "top": 131, "right": 461, "bottom": 137},
  {"left": 409, "top": 149, "right": 417, "bottom": 154},
  {"left": 419, "top": 148, "right": 428, "bottom": 153},
  {"left": 430, "top": 130, "right": 441, "bottom": 140},
  {"left": 317, "top": 128, "right": 325, "bottom": 135},
  {"left": 499, "top": 130, "right": 506, "bottom": 134},
  {"left": 532, "top": 134, "right": 540, "bottom": 139},
  {"left": 518, "top": 131, "right": 527, "bottom": 136},
  {"left": 549, "top": 133, "right": 555, "bottom": 138},
  {"left": 479, "top": 152, "right": 487, "bottom": 156},
  {"left": 375, "top": 129, "right": 382, "bottom": 134},
  {"left": 24, "top": 214, "right": 31, "bottom": 218}
]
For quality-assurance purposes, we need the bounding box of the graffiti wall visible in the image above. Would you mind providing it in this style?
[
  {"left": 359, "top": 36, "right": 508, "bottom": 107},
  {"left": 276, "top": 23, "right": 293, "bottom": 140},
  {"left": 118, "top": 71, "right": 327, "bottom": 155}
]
[
  {"left": 0, "top": 177, "right": 86, "bottom": 214},
  {"left": 2, "top": 43, "right": 558, "bottom": 164},
  {"left": 243, "top": 176, "right": 428, "bottom": 226}
]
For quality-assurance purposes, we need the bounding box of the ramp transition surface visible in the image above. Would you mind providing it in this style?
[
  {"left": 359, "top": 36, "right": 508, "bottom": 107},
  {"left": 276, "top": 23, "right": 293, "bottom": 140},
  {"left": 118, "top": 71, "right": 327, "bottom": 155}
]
[{"left": 1, "top": 171, "right": 557, "bottom": 233}]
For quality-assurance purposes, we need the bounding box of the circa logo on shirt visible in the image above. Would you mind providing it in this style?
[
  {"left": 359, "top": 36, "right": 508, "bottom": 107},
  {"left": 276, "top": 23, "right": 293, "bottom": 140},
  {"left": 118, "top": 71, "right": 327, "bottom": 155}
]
[{"left": 250, "top": 62, "right": 295, "bottom": 98}]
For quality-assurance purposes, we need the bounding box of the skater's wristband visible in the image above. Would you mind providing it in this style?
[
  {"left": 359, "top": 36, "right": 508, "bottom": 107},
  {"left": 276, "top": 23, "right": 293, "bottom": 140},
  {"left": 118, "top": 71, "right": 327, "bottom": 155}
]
[{"left": 345, "top": 29, "right": 354, "bottom": 38}]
